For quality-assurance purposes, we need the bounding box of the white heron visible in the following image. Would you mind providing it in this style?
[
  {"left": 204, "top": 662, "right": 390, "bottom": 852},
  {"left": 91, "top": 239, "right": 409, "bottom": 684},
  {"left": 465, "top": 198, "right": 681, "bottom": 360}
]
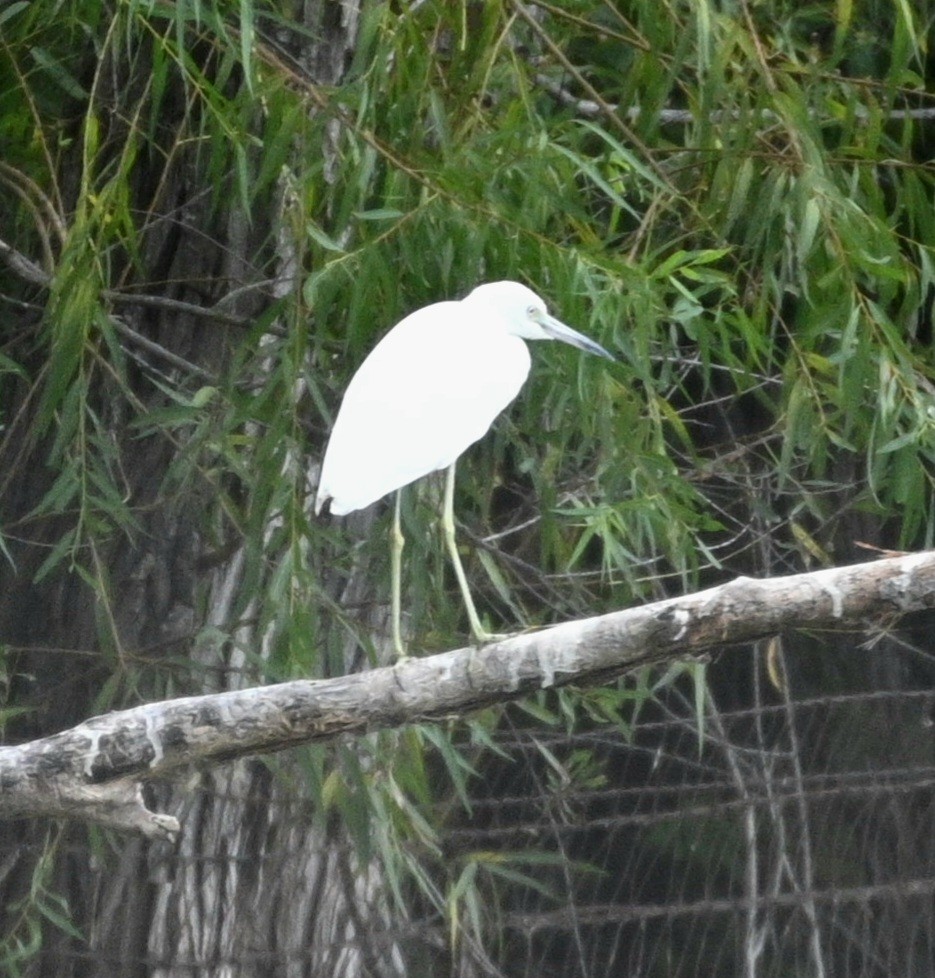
[{"left": 314, "top": 280, "right": 613, "bottom": 658}]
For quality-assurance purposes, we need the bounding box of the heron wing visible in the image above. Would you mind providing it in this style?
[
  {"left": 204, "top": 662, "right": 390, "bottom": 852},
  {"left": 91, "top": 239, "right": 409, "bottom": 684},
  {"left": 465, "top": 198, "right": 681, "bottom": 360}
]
[{"left": 317, "top": 301, "right": 531, "bottom": 514}]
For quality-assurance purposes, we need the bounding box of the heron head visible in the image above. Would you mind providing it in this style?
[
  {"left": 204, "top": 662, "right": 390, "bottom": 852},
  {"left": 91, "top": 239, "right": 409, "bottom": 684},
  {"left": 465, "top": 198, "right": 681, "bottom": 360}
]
[{"left": 465, "top": 281, "right": 614, "bottom": 360}]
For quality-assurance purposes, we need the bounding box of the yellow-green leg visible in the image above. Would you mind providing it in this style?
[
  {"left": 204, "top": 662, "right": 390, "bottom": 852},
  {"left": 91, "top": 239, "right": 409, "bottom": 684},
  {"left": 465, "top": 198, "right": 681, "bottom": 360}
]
[
  {"left": 391, "top": 489, "right": 407, "bottom": 661},
  {"left": 441, "top": 462, "right": 505, "bottom": 646}
]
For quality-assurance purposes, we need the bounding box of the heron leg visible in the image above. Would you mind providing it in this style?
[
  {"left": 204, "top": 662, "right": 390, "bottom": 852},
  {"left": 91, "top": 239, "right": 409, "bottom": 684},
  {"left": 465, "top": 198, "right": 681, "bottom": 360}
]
[
  {"left": 391, "top": 489, "right": 407, "bottom": 660},
  {"left": 441, "top": 462, "right": 505, "bottom": 646}
]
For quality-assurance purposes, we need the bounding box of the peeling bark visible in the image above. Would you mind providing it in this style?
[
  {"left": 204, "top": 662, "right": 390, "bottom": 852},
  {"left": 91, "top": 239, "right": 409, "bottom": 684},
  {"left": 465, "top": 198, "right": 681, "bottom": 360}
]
[{"left": 3, "top": 551, "right": 932, "bottom": 837}]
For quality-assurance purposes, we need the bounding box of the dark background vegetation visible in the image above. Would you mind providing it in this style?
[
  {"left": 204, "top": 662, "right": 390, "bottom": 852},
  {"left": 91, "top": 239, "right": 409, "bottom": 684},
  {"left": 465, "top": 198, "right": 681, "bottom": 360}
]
[{"left": 1, "top": 0, "right": 934, "bottom": 974}]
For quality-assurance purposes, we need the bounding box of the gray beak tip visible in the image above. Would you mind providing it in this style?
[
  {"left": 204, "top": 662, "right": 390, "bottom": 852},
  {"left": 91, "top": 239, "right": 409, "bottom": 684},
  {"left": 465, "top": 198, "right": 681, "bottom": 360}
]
[{"left": 539, "top": 312, "right": 615, "bottom": 362}]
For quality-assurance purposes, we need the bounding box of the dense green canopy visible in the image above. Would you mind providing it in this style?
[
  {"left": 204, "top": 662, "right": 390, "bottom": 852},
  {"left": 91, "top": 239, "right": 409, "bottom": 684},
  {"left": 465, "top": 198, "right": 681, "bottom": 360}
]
[{"left": 1, "top": 0, "right": 934, "bottom": 974}]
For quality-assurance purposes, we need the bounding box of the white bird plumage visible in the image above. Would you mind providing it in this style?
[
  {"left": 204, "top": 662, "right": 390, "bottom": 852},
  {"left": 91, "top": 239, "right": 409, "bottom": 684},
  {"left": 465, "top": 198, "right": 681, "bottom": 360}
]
[{"left": 315, "top": 280, "right": 613, "bottom": 656}]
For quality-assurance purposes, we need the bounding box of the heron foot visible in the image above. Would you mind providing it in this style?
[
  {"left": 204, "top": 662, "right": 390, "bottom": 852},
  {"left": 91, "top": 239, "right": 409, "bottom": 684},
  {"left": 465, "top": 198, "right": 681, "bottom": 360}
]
[{"left": 470, "top": 628, "right": 511, "bottom": 647}]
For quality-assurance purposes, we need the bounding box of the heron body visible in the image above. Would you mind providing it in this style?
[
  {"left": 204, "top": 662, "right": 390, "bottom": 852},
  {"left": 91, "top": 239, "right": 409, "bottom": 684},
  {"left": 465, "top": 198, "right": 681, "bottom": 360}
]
[
  {"left": 317, "top": 293, "right": 532, "bottom": 514},
  {"left": 314, "top": 280, "right": 613, "bottom": 655}
]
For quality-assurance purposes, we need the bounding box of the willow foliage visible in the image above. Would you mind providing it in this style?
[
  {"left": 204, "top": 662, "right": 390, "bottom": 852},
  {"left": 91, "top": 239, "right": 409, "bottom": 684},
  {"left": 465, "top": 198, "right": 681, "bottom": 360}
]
[{"left": 1, "top": 0, "right": 934, "bottom": 969}]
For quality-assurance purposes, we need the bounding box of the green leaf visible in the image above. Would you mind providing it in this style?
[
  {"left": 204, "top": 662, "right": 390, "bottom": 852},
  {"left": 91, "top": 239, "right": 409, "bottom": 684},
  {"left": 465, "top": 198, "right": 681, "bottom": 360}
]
[
  {"left": 0, "top": 1, "right": 29, "bottom": 27},
  {"left": 29, "top": 46, "right": 88, "bottom": 99}
]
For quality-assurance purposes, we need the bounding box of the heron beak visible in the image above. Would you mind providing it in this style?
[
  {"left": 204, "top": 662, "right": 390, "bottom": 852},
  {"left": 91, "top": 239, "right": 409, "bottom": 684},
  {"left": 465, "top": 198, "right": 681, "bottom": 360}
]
[{"left": 535, "top": 311, "right": 615, "bottom": 361}]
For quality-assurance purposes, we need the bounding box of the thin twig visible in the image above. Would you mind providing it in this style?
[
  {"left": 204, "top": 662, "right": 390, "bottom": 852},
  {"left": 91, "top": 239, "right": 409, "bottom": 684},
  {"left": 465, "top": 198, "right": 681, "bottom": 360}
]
[
  {"left": 0, "top": 235, "right": 219, "bottom": 380},
  {"left": 535, "top": 72, "right": 935, "bottom": 125}
]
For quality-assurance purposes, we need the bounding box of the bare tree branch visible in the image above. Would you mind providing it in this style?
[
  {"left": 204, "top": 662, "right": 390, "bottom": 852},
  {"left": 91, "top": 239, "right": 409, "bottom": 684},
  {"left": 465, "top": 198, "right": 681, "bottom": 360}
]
[
  {"left": 3, "top": 551, "right": 933, "bottom": 839},
  {"left": 532, "top": 72, "right": 935, "bottom": 125},
  {"left": 0, "top": 234, "right": 259, "bottom": 332}
]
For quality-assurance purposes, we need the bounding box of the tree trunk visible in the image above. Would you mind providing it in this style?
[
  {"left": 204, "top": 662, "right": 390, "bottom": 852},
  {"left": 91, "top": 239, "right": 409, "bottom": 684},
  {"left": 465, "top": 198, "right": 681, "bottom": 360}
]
[{"left": 0, "top": 4, "right": 416, "bottom": 976}]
